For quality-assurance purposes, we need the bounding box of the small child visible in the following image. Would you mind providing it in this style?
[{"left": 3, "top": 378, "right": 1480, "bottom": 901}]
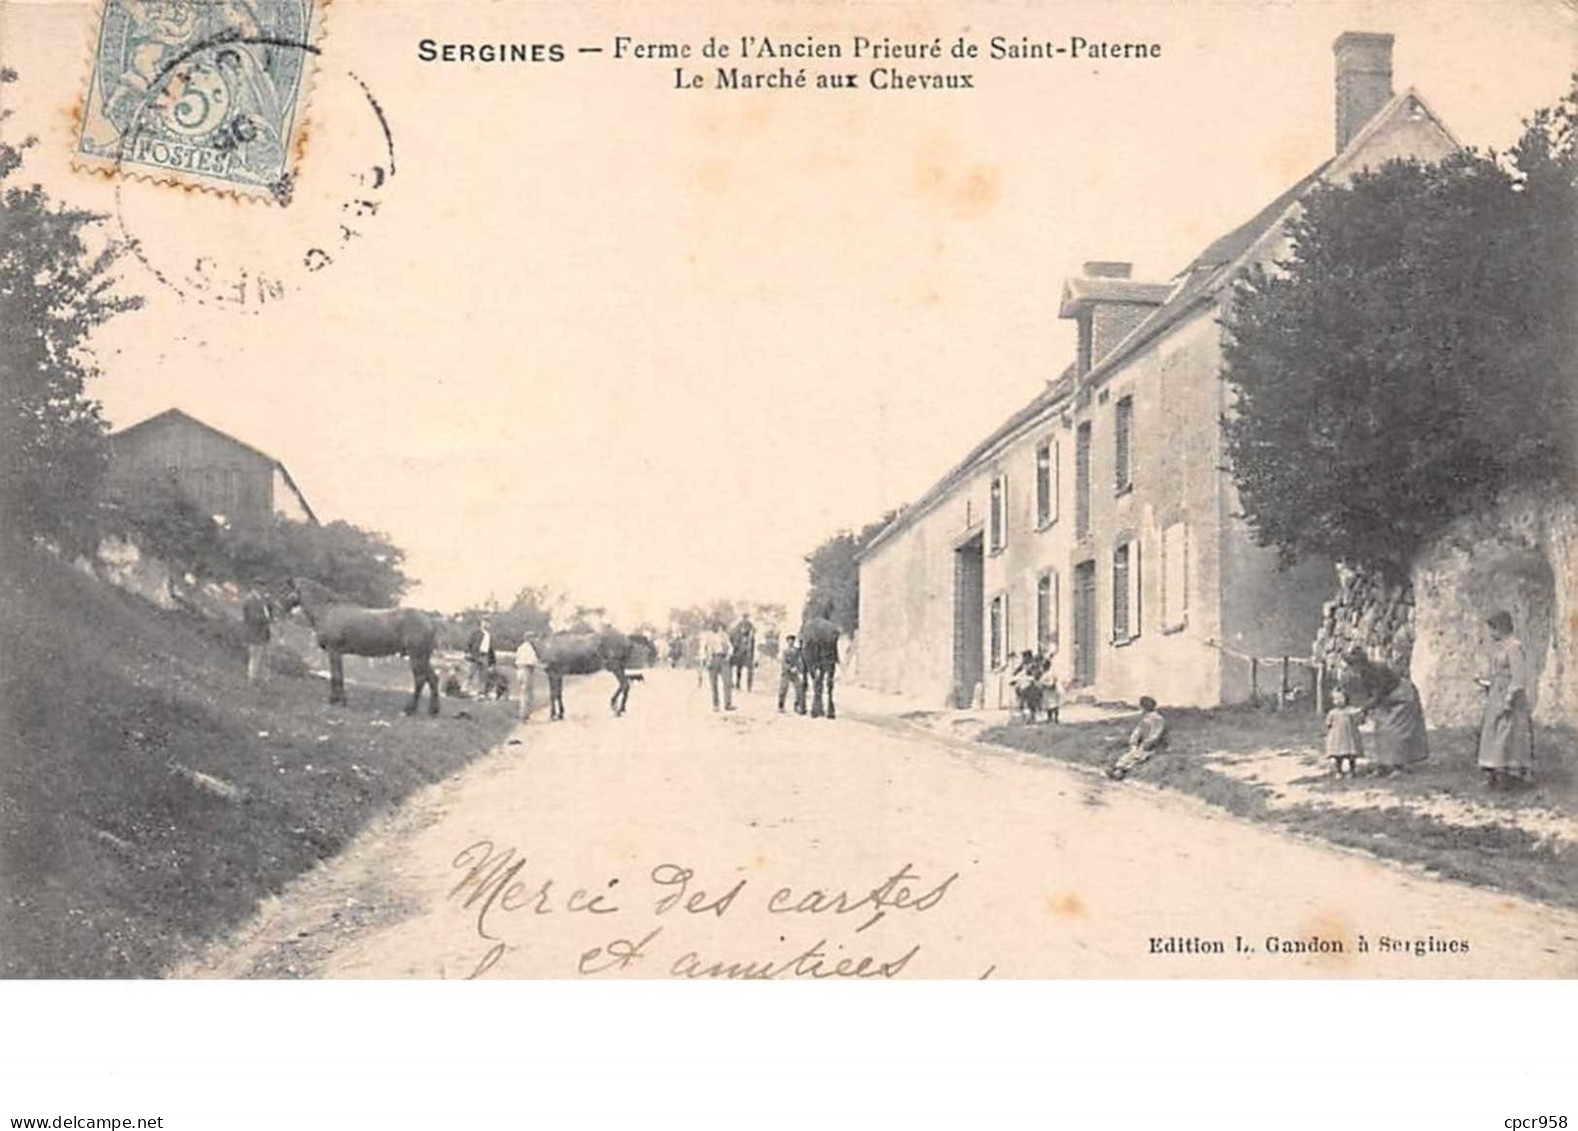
[
  {"left": 1041, "top": 670, "right": 1062, "bottom": 725},
  {"left": 1108, "top": 696, "right": 1167, "bottom": 780},
  {"left": 1324, "top": 687, "right": 1364, "bottom": 777}
]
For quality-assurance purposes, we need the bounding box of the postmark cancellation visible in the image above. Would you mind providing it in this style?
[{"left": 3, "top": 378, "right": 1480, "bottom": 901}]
[{"left": 75, "top": 0, "right": 324, "bottom": 200}]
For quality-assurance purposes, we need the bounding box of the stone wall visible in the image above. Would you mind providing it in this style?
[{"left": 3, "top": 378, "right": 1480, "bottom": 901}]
[
  {"left": 1311, "top": 489, "right": 1576, "bottom": 730},
  {"left": 1313, "top": 562, "right": 1414, "bottom": 678},
  {"left": 1410, "top": 489, "right": 1575, "bottom": 728},
  {"left": 90, "top": 536, "right": 179, "bottom": 610}
]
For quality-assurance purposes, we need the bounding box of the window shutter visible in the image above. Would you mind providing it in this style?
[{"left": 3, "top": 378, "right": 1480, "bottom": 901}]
[
  {"left": 1162, "top": 522, "right": 1188, "bottom": 630},
  {"left": 1075, "top": 424, "right": 1092, "bottom": 537},
  {"left": 989, "top": 475, "right": 1007, "bottom": 552},
  {"left": 1037, "top": 570, "right": 1060, "bottom": 652},
  {"left": 1035, "top": 443, "right": 1050, "bottom": 527},
  {"left": 1051, "top": 570, "right": 1060, "bottom": 650},
  {"left": 1115, "top": 398, "right": 1133, "bottom": 491},
  {"left": 1051, "top": 439, "right": 1060, "bottom": 524},
  {"left": 999, "top": 475, "right": 1007, "bottom": 550},
  {"left": 1131, "top": 540, "right": 1142, "bottom": 639},
  {"left": 1004, "top": 592, "right": 1011, "bottom": 659},
  {"left": 1112, "top": 544, "right": 1130, "bottom": 641}
]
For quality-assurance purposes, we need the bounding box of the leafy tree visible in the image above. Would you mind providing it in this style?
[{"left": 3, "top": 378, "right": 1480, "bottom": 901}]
[
  {"left": 802, "top": 510, "right": 900, "bottom": 633},
  {"left": 668, "top": 599, "right": 736, "bottom": 636},
  {"left": 226, "top": 517, "right": 410, "bottom": 607},
  {"left": 0, "top": 68, "right": 143, "bottom": 551},
  {"left": 482, "top": 585, "right": 554, "bottom": 649},
  {"left": 1221, "top": 80, "right": 1577, "bottom": 577}
]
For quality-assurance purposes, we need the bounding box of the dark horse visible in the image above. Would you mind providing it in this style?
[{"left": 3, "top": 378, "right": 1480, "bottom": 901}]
[
  {"left": 534, "top": 628, "right": 655, "bottom": 720},
  {"left": 799, "top": 615, "right": 840, "bottom": 719},
  {"left": 281, "top": 577, "right": 441, "bottom": 715}
]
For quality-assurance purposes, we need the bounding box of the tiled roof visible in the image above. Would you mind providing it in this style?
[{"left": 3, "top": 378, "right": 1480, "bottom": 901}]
[
  {"left": 859, "top": 366, "right": 1076, "bottom": 560},
  {"left": 860, "top": 163, "right": 1326, "bottom": 562},
  {"left": 860, "top": 87, "right": 1454, "bottom": 562},
  {"left": 110, "top": 408, "right": 278, "bottom": 466}
]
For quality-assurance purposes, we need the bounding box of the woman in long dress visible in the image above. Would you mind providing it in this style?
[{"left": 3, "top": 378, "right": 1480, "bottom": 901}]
[
  {"left": 1345, "top": 650, "right": 1429, "bottom": 775},
  {"left": 1477, "top": 611, "right": 1535, "bottom": 789}
]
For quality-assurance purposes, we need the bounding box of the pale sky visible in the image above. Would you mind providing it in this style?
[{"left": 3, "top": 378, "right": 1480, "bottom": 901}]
[{"left": 3, "top": 0, "right": 1573, "bottom": 620}]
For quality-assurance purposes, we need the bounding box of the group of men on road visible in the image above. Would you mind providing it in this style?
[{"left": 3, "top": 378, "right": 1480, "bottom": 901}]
[{"left": 692, "top": 615, "right": 809, "bottom": 715}]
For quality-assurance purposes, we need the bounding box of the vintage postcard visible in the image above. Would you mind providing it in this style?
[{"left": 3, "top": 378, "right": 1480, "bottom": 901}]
[{"left": 2, "top": 0, "right": 1576, "bottom": 1003}]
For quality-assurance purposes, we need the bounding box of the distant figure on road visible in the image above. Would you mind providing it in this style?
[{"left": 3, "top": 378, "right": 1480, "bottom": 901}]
[
  {"left": 731, "top": 614, "right": 757, "bottom": 692},
  {"left": 242, "top": 580, "right": 272, "bottom": 684},
  {"left": 515, "top": 637, "right": 541, "bottom": 721},
  {"left": 465, "top": 618, "right": 495, "bottom": 695},
  {"left": 778, "top": 633, "right": 807, "bottom": 714},
  {"left": 1477, "top": 610, "right": 1535, "bottom": 790},
  {"left": 700, "top": 621, "right": 735, "bottom": 712},
  {"left": 1324, "top": 687, "right": 1364, "bottom": 777},
  {"left": 1108, "top": 696, "right": 1167, "bottom": 780},
  {"left": 667, "top": 634, "right": 685, "bottom": 668},
  {"left": 1345, "top": 650, "right": 1428, "bottom": 776}
]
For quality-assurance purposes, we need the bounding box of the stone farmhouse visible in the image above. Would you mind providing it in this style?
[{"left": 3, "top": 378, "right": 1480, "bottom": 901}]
[
  {"left": 107, "top": 408, "right": 318, "bottom": 529},
  {"left": 856, "top": 32, "right": 1459, "bottom": 709}
]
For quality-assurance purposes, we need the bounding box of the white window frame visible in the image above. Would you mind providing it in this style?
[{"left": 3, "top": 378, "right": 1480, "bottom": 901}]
[
  {"left": 1035, "top": 438, "right": 1059, "bottom": 529},
  {"left": 1036, "top": 568, "right": 1059, "bottom": 654},
  {"left": 1112, "top": 538, "right": 1142, "bottom": 645}
]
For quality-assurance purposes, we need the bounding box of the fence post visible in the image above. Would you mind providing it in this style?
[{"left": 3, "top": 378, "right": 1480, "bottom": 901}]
[
  {"left": 1280, "top": 656, "right": 1290, "bottom": 709},
  {"left": 1250, "top": 657, "right": 1259, "bottom": 705}
]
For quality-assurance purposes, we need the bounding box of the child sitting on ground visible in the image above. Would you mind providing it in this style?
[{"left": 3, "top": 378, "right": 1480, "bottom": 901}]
[
  {"left": 1324, "top": 687, "right": 1364, "bottom": 777},
  {"left": 1108, "top": 696, "right": 1167, "bottom": 780}
]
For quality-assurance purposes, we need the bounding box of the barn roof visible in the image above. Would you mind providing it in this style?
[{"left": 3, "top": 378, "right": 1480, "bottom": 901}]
[{"left": 109, "top": 408, "right": 319, "bottom": 524}]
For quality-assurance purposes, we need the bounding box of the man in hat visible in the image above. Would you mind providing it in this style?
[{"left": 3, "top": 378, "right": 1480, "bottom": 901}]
[
  {"left": 465, "top": 618, "right": 496, "bottom": 696},
  {"left": 700, "top": 620, "right": 735, "bottom": 712},
  {"left": 242, "top": 580, "right": 273, "bottom": 684}
]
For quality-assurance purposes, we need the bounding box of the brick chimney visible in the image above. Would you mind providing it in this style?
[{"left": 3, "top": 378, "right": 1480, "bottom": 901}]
[
  {"left": 1334, "top": 31, "right": 1394, "bottom": 153},
  {"left": 1059, "top": 263, "right": 1171, "bottom": 378}
]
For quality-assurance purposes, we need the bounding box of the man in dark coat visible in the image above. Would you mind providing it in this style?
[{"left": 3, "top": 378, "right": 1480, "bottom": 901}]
[
  {"left": 465, "top": 618, "right": 496, "bottom": 695},
  {"left": 242, "top": 581, "right": 272, "bottom": 683},
  {"left": 778, "top": 633, "right": 807, "bottom": 714},
  {"left": 731, "top": 614, "right": 757, "bottom": 692}
]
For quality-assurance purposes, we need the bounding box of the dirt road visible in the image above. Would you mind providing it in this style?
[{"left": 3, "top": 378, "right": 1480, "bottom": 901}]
[{"left": 180, "top": 669, "right": 1578, "bottom": 979}]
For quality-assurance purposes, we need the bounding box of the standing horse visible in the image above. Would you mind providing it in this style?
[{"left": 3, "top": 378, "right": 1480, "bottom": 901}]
[
  {"left": 534, "top": 627, "right": 654, "bottom": 720},
  {"left": 799, "top": 615, "right": 840, "bottom": 719},
  {"left": 280, "top": 577, "right": 441, "bottom": 715}
]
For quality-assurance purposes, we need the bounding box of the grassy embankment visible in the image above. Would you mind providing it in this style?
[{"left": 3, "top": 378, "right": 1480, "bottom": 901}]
[
  {"left": 0, "top": 544, "right": 516, "bottom": 977},
  {"left": 975, "top": 704, "right": 1577, "bottom": 909}
]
